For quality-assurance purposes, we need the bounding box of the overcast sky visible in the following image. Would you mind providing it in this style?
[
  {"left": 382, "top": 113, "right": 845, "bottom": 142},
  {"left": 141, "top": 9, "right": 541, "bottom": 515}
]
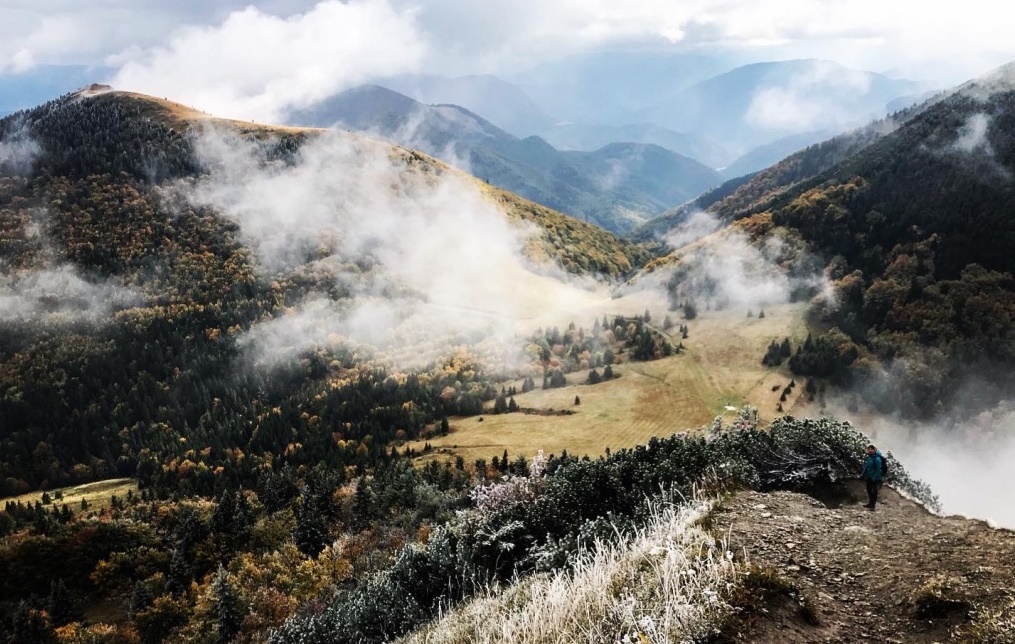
[{"left": 3, "top": 0, "right": 1014, "bottom": 121}]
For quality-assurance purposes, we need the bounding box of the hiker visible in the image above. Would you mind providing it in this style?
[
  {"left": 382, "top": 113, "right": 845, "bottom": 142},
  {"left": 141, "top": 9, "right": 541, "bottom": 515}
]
[{"left": 860, "top": 444, "right": 885, "bottom": 510}]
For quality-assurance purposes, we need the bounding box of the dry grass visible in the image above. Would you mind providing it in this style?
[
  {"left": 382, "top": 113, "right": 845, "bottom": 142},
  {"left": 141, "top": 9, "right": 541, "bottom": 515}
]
[
  {"left": 0, "top": 478, "right": 138, "bottom": 515},
  {"left": 409, "top": 302, "right": 810, "bottom": 463},
  {"left": 397, "top": 498, "right": 739, "bottom": 644}
]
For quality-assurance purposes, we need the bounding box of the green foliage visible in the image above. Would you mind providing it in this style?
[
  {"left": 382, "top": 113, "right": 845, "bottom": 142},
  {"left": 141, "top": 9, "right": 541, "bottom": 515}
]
[{"left": 270, "top": 413, "right": 936, "bottom": 643}]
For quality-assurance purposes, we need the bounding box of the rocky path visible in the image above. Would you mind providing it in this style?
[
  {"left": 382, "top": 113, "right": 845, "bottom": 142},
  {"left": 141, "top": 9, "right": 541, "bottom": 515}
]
[{"left": 712, "top": 483, "right": 1015, "bottom": 643}]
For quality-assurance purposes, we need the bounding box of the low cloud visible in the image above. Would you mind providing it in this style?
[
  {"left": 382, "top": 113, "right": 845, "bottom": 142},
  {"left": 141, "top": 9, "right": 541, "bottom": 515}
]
[
  {"left": 185, "top": 126, "right": 603, "bottom": 370},
  {"left": 629, "top": 210, "right": 827, "bottom": 312},
  {"left": 952, "top": 112, "right": 991, "bottom": 153},
  {"left": 0, "top": 265, "right": 140, "bottom": 323},
  {"left": 110, "top": 0, "right": 425, "bottom": 123},
  {"left": 746, "top": 61, "right": 878, "bottom": 133},
  {"left": 0, "top": 125, "right": 41, "bottom": 174}
]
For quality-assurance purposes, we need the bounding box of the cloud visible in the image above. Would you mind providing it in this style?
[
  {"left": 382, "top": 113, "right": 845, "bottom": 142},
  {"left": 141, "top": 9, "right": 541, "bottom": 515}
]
[
  {"left": 109, "top": 0, "right": 425, "bottom": 123},
  {"left": 627, "top": 210, "right": 827, "bottom": 311},
  {"left": 821, "top": 399, "right": 1015, "bottom": 529},
  {"left": 745, "top": 60, "right": 878, "bottom": 132},
  {"left": 0, "top": 265, "right": 141, "bottom": 323},
  {"left": 184, "top": 127, "right": 605, "bottom": 369},
  {"left": 3, "top": 0, "right": 1015, "bottom": 91},
  {"left": 952, "top": 112, "right": 991, "bottom": 153}
]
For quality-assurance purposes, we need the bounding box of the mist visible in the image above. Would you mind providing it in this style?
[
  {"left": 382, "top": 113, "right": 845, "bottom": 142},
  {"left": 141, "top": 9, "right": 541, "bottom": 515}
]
[
  {"left": 184, "top": 127, "right": 607, "bottom": 370},
  {"left": 0, "top": 265, "right": 140, "bottom": 323},
  {"left": 623, "top": 210, "right": 828, "bottom": 312}
]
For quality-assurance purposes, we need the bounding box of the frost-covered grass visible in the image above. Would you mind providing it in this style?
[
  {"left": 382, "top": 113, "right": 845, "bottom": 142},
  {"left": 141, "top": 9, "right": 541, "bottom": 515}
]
[{"left": 398, "top": 498, "right": 738, "bottom": 644}]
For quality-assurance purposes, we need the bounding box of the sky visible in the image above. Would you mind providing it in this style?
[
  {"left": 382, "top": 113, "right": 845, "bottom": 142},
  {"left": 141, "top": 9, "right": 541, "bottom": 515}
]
[{"left": 2, "top": 0, "right": 1015, "bottom": 121}]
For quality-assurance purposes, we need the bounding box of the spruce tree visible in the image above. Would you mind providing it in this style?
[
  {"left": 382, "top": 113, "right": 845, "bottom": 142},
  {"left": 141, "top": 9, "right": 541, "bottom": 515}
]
[
  {"left": 129, "top": 580, "right": 153, "bottom": 621},
  {"left": 212, "top": 565, "right": 243, "bottom": 643}
]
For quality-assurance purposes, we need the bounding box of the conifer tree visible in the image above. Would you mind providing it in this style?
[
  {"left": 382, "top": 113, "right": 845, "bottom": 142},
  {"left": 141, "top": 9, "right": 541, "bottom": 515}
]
[{"left": 212, "top": 565, "right": 243, "bottom": 643}]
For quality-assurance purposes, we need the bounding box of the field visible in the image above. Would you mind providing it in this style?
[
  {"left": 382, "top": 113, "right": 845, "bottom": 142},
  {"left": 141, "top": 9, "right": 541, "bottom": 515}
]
[
  {"left": 0, "top": 478, "right": 138, "bottom": 515},
  {"left": 410, "top": 301, "right": 812, "bottom": 464}
]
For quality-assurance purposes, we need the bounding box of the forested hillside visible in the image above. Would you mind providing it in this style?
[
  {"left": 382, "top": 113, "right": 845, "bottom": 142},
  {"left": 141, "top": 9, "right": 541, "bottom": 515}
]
[{"left": 645, "top": 66, "right": 1015, "bottom": 416}]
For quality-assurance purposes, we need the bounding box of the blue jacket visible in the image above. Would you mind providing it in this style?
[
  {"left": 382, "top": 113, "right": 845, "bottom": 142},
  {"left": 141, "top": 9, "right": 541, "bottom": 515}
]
[{"left": 861, "top": 451, "right": 884, "bottom": 483}]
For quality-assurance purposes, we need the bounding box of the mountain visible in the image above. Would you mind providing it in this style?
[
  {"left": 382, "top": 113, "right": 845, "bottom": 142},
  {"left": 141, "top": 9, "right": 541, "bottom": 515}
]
[
  {"left": 718, "top": 129, "right": 837, "bottom": 179},
  {"left": 371, "top": 73, "right": 554, "bottom": 136},
  {"left": 291, "top": 85, "right": 721, "bottom": 234},
  {"left": 640, "top": 61, "right": 1015, "bottom": 417},
  {"left": 537, "top": 121, "right": 735, "bottom": 169},
  {"left": 638, "top": 59, "right": 923, "bottom": 155}
]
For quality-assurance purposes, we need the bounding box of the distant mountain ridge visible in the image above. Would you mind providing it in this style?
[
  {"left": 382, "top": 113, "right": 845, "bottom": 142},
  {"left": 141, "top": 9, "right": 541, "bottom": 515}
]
[{"left": 291, "top": 84, "right": 721, "bottom": 234}]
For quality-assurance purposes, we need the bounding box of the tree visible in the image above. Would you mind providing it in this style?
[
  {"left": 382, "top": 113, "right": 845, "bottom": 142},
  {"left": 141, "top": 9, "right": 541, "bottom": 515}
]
[
  {"left": 493, "top": 394, "right": 508, "bottom": 414},
  {"left": 212, "top": 565, "right": 244, "bottom": 644},
  {"left": 351, "top": 478, "right": 374, "bottom": 532},
  {"left": 167, "top": 546, "right": 192, "bottom": 597},
  {"left": 683, "top": 301, "right": 698, "bottom": 320},
  {"left": 603, "top": 365, "right": 614, "bottom": 380},
  {"left": 47, "top": 579, "right": 77, "bottom": 626},
  {"left": 574, "top": 395, "right": 581, "bottom": 405},
  {"left": 507, "top": 397, "right": 519, "bottom": 413},
  {"left": 587, "top": 369, "right": 602, "bottom": 385},
  {"left": 129, "top": 580, "right": 154, "bottom": 621},
  {"left": 295, "top": 489, "right": 329, "bottom": 556}
]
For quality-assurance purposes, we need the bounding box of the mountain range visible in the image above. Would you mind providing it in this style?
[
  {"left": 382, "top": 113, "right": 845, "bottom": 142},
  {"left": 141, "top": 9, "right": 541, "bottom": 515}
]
[{"left": 290, "top": 84, "right": 721, "bottom": 234}]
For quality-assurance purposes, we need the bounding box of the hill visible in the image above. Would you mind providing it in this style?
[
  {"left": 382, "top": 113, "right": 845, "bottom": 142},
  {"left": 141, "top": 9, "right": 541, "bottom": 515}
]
[{"left": 289, "top": 85, "right": 721, "bottom": 234}]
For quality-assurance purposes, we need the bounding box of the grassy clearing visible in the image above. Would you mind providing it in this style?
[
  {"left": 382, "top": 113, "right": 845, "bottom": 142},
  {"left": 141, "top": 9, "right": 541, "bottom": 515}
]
[
  {"left": 396, "top": 498, "right": 738, "bottom": 644},
  {"left": 0, "top": 478, "right": 138, "bottom": 515},
  {"left": 410, "top": 302, "right": 811, "bottom": 463}
]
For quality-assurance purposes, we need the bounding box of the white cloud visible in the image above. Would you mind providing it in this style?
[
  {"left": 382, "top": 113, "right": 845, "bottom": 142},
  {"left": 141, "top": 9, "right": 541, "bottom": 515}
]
[
  {"left": 185, "top": 127, "right": 605, "bottom": 369},
  {"left": 109, "top": 0, "right": 425, "bottom": 122},
  {"left": 0, "top": 266, "right": 141, "bottom": 323},
  {"left": 745, "top": 61, "right": 878, "bottom": 132}
]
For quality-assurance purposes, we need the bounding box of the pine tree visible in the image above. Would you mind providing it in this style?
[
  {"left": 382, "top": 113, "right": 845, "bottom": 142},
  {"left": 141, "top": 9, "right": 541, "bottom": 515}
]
[
  {"left": 574, "top": 395, "right": 581, "bottom": 405},
  {"left": 129, "top": 580, "right": 153, "bottom": 621},
  {"left": 507, "top": 397, "right": 519, "bottom": 412},
  {"left": 47, "top": 579, "right": 77, "bottom": 626},
  {"left": 212, "top": 565, "right": 243, "bottom": 643},
  {"left": 603, "top": 364, "right": 614, "bottom": 379},
  {"left": 351, "top": 478, "right": 374, "bottom": 531},
  {"left": 167, "top": 546, "right": 192, "bottom": 596}
]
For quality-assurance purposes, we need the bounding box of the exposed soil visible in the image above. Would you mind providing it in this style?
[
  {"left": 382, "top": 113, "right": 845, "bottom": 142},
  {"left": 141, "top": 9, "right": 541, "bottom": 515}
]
[{"left": 712, "top": 483, "right": 1015, "bottom": 643}]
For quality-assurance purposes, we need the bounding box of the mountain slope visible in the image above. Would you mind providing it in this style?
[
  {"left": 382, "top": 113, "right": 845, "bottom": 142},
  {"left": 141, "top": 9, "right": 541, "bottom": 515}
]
[
  {"left": 537, "top": 121, "right": 735, "bottom": 168},
  {"left": 373, "top": 73, "right": 554, "bottom": 136},
  {"left": 291, "top": 85, "right": 721, "bottom": 233},
  {"left": 642, "top": 61, "right": 1015, "bottom": 417}
]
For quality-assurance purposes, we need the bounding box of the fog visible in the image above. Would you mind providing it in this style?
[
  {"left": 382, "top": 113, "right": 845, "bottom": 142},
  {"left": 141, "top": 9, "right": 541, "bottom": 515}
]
[
  {"left": 0, "top": 265, "right": 140, "bottom": 323},
  {"left": 621, "top": 210, "right": 828, "bottom": 312},
  {"left": 184, "top": 127, "right": 608, "bottom": 370}
]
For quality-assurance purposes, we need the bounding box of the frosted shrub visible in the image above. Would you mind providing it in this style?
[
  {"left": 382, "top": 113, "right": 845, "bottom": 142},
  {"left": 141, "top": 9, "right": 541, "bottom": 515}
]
[
  {"left": 397, "top": 498, "right": 739, "bottom": 644},
  {"left": 470, "top": 450, "right": 547, "bottom": 514}
]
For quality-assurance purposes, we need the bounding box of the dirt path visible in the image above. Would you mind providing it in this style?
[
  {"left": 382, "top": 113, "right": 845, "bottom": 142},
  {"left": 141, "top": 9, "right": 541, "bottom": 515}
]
[{"left": 713, "top": 484, "right": 1015, "bottom": 643}]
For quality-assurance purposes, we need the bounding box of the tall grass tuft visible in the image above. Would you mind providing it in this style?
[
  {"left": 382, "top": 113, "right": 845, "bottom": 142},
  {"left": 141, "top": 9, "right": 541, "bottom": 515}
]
[{"left": 398, "top": 498, "right": 738, "bottom": 644}]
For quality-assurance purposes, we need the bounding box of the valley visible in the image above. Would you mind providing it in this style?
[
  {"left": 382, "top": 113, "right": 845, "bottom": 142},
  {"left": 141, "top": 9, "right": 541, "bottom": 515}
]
[{"left": 3, "top": 50, "right": 1015, "bottom": 644}]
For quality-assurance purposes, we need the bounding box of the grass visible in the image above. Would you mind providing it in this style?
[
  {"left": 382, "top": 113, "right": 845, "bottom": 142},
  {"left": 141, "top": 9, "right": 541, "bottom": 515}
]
[
  {"left": 396, "top": 498, "right": 739, "bottom": 644},
  {"left": 409, "top": 302, "right": 811, "bottom": 464},
  {"left": 0, "top": 478, "right": 138, "bottom": 515}
]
